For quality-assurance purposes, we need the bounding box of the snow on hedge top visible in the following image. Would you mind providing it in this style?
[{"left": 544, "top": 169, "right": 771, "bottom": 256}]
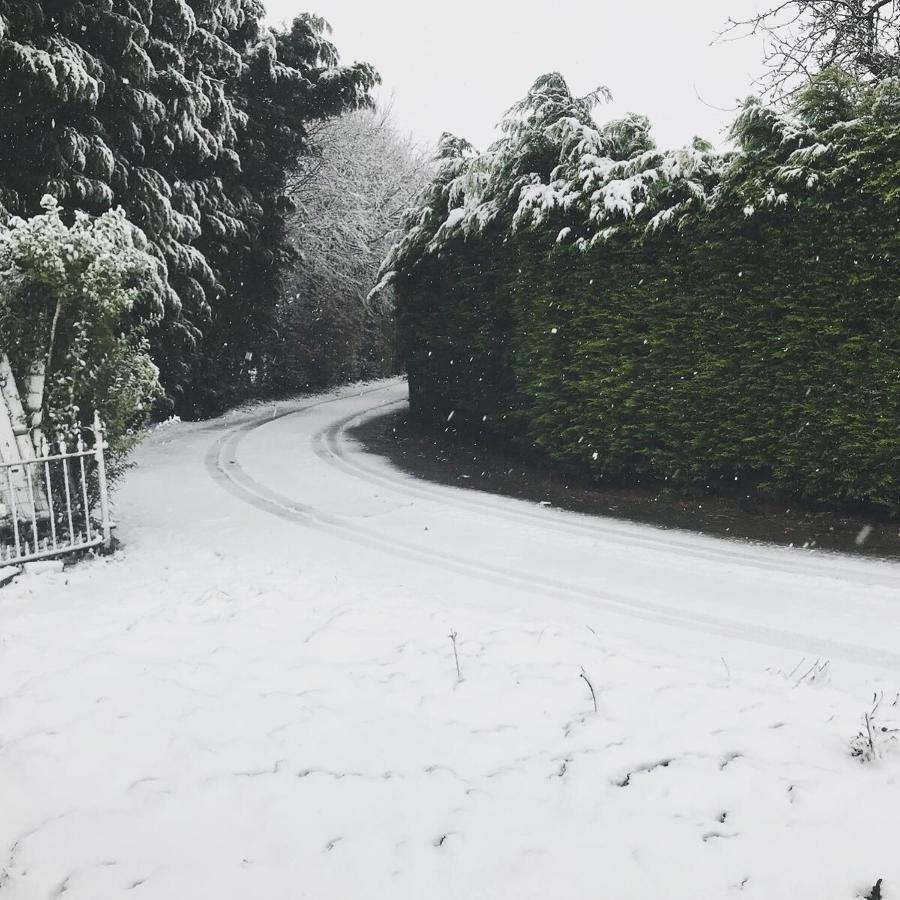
[
  {"left": 378, "top": 70, "right": 900, "bottom": 284},
  {"left": 378, "top": 75, "right": 724, "bottom": 276}
]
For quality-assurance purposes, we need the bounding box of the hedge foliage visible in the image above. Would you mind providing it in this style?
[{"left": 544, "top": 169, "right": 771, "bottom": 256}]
[{"left": 385, "top": 71, "right": 899, "bottom": 515}]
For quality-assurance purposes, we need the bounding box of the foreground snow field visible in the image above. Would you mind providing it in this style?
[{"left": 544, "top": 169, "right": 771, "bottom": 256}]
[{"left": 1, "top": 379, "right": 899, "bottom": 899}]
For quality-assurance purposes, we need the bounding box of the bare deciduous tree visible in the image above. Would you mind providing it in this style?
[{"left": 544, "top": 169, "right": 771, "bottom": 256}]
[
  {"left": 270, "top": 106, "right": 431, "bottom": 392},
  {"left": 722, "top": 1, "right": 900, "bottom": 97}
]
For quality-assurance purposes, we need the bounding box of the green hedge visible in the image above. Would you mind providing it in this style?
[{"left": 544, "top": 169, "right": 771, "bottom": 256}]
[{"left": 389, "top": 74, "right": 900, "bottom": 516}]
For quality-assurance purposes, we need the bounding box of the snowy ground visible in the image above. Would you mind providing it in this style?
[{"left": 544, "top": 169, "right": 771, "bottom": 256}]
[{"left": 1, "top": 379, "right": 899, "bottom": 899}]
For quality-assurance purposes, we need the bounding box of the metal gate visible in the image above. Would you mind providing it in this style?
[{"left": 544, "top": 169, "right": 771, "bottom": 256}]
[{"left": 0, "top": 412, "right": 112, "bottom": 565}]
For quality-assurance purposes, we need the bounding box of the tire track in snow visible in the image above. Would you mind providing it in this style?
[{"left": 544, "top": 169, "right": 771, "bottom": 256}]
[
  {"left": 313, "top": 396, "right": 898, "bottom": 588},
  {"left": 205, "top": 381, "right": 900, "bottom": 671}
]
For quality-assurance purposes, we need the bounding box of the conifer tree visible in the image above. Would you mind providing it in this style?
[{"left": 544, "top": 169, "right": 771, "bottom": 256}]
[{"left": 185, "top": 14, "right": 378, "bottom": 413}]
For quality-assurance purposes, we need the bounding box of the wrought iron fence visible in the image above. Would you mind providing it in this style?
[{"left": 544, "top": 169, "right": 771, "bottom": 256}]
[{"left": 0, "top": 412, "right": 111, "bottom": 566}]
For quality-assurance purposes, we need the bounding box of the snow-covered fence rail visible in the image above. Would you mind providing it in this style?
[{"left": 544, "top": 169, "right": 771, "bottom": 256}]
[{"left": 0, "top": 413, "right": 112, "bottom": 566}]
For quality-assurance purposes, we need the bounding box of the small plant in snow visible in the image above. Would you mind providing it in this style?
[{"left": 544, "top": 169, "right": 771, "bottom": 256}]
[
  {"left": 861, "top": 877, "right": 884, "bottom": 900},
  {"left": 793, "top": 658, "right": 830, "bottom": 687},
  {"left": 579, "top": 666, "right": 598, "bottom": 713},
  {"left": 448, "top": 630, "right": 461, "bottom": 680},
  {"left": 769, "top": 657, "right": 831, "bottom": 687},
  {"left": 850, "top": 693, "right": 898, "bottom": 763}
]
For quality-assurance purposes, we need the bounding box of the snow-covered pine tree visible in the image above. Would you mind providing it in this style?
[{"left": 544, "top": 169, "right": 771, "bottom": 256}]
[
  {"left": 0, "top": 0, "right": 250, "bottom": 402},
  {"left": 184, "top": 14, "right": 378, "bottom": 413},
  {"left": 137, "top": 0, "right": 265, "bottom": 404}
]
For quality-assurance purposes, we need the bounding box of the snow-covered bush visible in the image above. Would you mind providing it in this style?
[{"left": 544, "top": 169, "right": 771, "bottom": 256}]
[
  {"left": 0, "top": 197, "right": 164, "bottom": 469},
  {"left": 850, "top": 694, "right": 899, "bottom": 763}
]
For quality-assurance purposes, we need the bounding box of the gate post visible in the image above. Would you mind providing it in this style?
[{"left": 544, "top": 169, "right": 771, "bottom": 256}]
[{"left": 93, "top": 412, "right": 112, "bottom": 549}]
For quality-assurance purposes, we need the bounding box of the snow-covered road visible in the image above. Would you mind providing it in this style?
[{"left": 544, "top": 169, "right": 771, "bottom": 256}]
[{"left": 2, "top": 379, "right": 899, "bottom": 899}]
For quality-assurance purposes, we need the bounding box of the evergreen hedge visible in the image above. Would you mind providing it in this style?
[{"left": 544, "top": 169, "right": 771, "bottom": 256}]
[{"left": 386, "top": 73, "right": 899, "bottom": 516}]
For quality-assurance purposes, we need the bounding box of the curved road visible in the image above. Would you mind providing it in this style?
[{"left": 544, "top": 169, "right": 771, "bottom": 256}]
[
  {"left": 206, "top": 378, "right": 900, "bottom": 679},
  {"left": 3, "top": 377, "right": 900, "bottom": 900}
]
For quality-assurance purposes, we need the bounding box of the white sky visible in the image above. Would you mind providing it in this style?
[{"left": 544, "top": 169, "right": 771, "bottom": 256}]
[{"left": 264, "top": 1, "right": 768, "bottom": 151}]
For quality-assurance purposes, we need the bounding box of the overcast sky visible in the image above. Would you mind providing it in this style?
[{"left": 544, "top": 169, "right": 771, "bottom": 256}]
[{"left": 264, "top": 1, "right": 768, "bottom": 152}]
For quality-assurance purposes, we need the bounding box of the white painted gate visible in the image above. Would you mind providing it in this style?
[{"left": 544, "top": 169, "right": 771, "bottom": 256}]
[
  {"left": 1, "top": 353, "right": 112, "bottom": 565},
  {"left": 0, "top": 412, "right": 112, "bottom": 565}
]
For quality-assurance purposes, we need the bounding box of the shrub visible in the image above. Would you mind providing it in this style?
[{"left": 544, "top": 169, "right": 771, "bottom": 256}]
[{"left": 0, "top": 197, "right": 164, "bottom": 471}]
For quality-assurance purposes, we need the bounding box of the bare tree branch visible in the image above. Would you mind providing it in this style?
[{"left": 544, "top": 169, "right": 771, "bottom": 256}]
[
  {"left": 273, "top": 107, "right": 432, "bottom": 390},
  {"left": 721, "top": 1, "right": 900, "bottom": 99}
]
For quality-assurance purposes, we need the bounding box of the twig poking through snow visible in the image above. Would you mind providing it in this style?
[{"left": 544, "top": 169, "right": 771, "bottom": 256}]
[
  {"left": 448, "top": 630, "right": 461, "bottom": 680},
  {"left": 865, "top": 712, "right": 878, "bottom": 760},
  {"left": 786, "top": 657, "right": 806, "bottom": 680},
  {"left": 721, "top": 656, "right": 731, "bottom": 680},
  {"left": 851, "top": 692, "right": 898, "bottom": 763},
  {"left": 794, "top": 658, "right": 830, "bottom": 687},
  {"left": 580, "top": 666, "right": 598, "bottom": 713}
]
